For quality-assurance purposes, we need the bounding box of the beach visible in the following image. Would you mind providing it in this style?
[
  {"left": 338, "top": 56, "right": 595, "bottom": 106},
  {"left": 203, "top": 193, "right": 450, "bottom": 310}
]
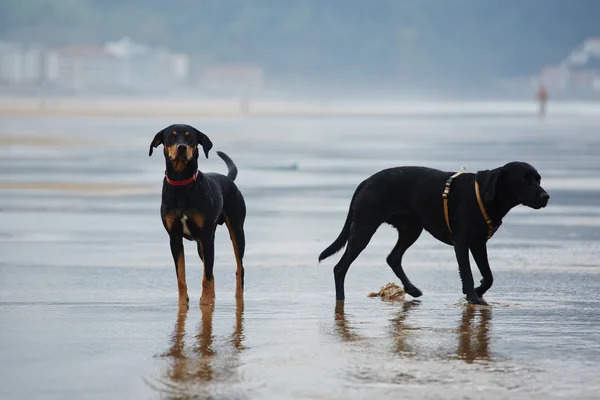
[{"left": 1, "top": 100, "right": 599, "bottom": 399}]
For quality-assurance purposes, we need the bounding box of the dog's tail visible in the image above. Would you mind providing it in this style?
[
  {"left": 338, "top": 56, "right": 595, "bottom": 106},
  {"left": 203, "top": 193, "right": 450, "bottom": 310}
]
[
  {"left": 216, "top": 151, "right": 238, "bottom": 181},
  {"left": 318, "top": 181, "right": 365, "bottom": 262}
]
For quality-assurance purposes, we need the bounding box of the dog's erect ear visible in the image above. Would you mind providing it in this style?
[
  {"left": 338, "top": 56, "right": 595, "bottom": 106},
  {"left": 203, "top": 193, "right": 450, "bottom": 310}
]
[
  {"left": 193, "top": 128, "right": 213, "bottom": 158},
  {"left": 149, "top": 130, "right": 164, "bottom": 157},
  {"left": 478, "top": 168, "right": 503, "bottom": 203}
]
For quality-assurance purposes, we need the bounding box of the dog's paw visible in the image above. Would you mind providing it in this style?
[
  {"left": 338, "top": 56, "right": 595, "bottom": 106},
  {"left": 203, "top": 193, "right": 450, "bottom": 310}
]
[
  {"left": 475, "top": 288, "right": 486, "bottom": 298},
  {"left": 405, "top": 286, "right": 423, "bottom": 298},
  {"left": 467, "top": 296, "right": 488, "bottom": 306}
]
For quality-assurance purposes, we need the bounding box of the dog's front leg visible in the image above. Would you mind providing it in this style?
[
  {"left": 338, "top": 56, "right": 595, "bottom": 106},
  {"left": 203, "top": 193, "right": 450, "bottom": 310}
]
[
  {"left": 169, "top": 234, "right": 189, "bottom": 310},
  {"left": 198, "top": 232, "right": 216, "bottom": 307},
  {"left": 470, "top": 241, "right": 493, "bottom": 299},
  {"left": 454, "top": 241, "right": 487, "bottom": 305}
]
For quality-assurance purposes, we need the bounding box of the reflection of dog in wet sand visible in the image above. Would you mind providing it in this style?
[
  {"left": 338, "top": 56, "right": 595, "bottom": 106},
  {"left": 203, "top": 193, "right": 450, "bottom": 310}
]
[
  {"left": 334, "top": 301, "right": 491, "bottom": 362},
  {"left": 319, "top": 162, "right": 549, "bottom": 305},
  {"left": 457, "top": 306, "right": 492, "bottom": 362},
  {"left": 149, "top": 124, "right": 246, "bottom": 308},
  {"left": 334, "top": 300, "right": 421, "bottom": 353},
  {"left": 150, "top": 301, "right": 245, "bottom": 396}
]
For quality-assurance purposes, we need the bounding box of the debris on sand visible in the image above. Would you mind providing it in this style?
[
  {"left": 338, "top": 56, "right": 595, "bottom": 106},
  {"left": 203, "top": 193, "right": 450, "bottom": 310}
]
[
  {"left": 275, "top": 162, "right": 299, "bottom": 171},
  {"left": 368, "top": 283, "right": 405, "bottom": 301}
]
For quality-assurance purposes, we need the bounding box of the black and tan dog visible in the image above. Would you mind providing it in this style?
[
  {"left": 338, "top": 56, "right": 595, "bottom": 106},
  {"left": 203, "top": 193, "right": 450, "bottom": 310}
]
[
  {"left": 149, "top": 124, "right": 246, "bottom": 308},
  {"left": 319, "top": 162, "right": 549, "bottom": 305}
]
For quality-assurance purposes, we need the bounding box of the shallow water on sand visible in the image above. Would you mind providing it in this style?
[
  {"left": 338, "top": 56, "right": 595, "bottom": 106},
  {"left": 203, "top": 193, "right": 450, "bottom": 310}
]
[{"left": 1, "top": 103, "right": 600, "bottom": 399}]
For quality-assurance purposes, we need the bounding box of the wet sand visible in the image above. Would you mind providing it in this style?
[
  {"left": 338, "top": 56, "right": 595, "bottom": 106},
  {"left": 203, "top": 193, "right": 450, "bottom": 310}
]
[
  {"left": 2, "top": 97, "right": 600, "bottom": 118},
  {"left": 1, "top": 104, "right": 600, "bottom": 399}
]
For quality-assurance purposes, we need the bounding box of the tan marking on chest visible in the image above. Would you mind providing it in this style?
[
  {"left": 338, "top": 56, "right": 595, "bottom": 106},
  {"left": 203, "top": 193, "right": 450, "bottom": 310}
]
[
  {"left": 181, "top": 215, "right": 191, "bottom": 236},
  {"left": 172, "top": 158, "right": 187, "bottom": 171},
  {"left": 181, "top": 213, "right": 204, "bottom": 236}
]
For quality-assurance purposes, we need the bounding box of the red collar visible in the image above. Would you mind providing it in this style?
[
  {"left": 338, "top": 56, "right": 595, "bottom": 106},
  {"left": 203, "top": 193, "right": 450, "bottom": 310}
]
[{"left": 165, "top": 170, "right": 199, "bottom": 186}]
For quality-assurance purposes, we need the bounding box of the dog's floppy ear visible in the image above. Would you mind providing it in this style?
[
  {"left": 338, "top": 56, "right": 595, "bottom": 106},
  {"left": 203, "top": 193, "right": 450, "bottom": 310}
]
[
  {"left": 149, "top": 129, "right": 164, "bottom": 157},
  {"left": 193, "top": 128, "right": 213, "bottom": 158},
  {"left": 478, "top": 167, "right": 503, "bottom": 203}
]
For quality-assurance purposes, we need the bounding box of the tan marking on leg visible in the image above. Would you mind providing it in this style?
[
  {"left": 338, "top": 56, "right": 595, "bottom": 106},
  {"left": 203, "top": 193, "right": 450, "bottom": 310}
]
[
  {"left": 224, "top": 215, "right": 244, "bottom": 298},
  {"left": 190, "top": 214, "right": 204, "bottom": 229},
  {"left": 200, "top": 275, "right": 215, "bottom": 306},
  {"left": 198, "top": 240, "right": 204, "bottom": 262},
  {"left": 198, "top": 240, "right": 214, "bottom": 306},
  {"left": 177, "top": 252, "right": 188, "bottom": 307},
  {"left": 165, "top": 214, "right": 176, "bottom": 231}
]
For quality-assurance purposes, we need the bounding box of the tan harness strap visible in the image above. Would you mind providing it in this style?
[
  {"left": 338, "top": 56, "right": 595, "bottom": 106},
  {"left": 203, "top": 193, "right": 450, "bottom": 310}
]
[
  {"left": 474, "top": 179, "right": 498, "bottom": 239},
  {"left": 442, "top": 171, "right": 502, "bottom": 239},
  {"left": 442, "top": 171, "right": 500, "bottom": 241},
  {"left": 442, "top": 171, "right": 466, "bottom": 235}
]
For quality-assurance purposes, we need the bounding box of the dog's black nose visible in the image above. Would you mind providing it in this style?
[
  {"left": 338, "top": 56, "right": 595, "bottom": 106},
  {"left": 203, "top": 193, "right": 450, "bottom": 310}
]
[
  {"left": 540, "top": 192, "right": 550, "bottom": 202},
  {"left": 177, "top": 144, "right": 187, "bottom": 152}
]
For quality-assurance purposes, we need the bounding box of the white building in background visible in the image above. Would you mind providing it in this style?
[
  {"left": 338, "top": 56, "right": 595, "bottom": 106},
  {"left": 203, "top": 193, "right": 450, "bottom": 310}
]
[
  {"left": 44, "top": 45, "right": 122, "bottom": 91},
  {"left": 0, "top": 42, "right": 43, "bottom": 86},
  {"left": 539, "top": 37, "right": 600, "bottom": 93},
  {"left": 0, "top": 37, "right": 190, "bottom": 93},
  {"left": 567, "top": 38, "right": 600, "bottom": 66},
  {"left": 104, "top": 37, "right": 190, "bottom": 92},
  {"left": 44, "top": 38, "right": 190, "bottom": 93}
]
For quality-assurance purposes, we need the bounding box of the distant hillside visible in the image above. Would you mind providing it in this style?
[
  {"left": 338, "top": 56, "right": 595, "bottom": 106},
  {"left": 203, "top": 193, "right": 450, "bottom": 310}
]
[{"left": 1, "top": 0, "right": 599, "bottom": 87}]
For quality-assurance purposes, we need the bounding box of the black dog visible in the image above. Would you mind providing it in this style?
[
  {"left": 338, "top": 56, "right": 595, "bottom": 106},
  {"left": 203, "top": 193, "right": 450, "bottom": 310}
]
[
  {"left": 319, "top": 162, "right": 549, "bottom": 305},
  {"left": 149, "top": 124, "right": 246, "bottom": 308}
]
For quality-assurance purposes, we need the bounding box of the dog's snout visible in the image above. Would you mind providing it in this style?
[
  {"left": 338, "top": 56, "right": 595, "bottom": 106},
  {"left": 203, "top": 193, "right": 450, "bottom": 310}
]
[
  {"left": 539, "top": 192, "right": 550, "bottom": 207},
  {"left": 177, "top": 144, "right": 187, "bottom": 152}
]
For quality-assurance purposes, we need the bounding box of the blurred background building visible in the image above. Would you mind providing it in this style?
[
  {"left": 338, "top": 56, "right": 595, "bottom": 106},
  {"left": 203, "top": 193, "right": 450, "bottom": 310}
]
[{"left": 0, "top": 1, "right": 598, "bottom": 99}]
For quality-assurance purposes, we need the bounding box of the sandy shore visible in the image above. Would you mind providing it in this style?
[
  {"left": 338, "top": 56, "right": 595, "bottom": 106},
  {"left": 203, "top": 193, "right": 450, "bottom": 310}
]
[
  {"left": 0, "top": 181, "right": 154, "bottom": 194},
  {"left": 0, "top": 136, "right": 93, "bottom": 146},
  {"left": 2, "top": 265, "right": 599, "bottom": 400},
  {"left": 1, "top": 96, "right": 599, "bottom": 118},
  {"left": 2, "top": 109, "right": 600, "bottom": 399}
]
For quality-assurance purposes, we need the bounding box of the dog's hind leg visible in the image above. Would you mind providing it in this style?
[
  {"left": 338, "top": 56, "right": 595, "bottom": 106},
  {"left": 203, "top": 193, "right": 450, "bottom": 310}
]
[
  {"left": 386, "top": 218, "right": 424, "bottom": 298},
  {"left": 170, "top": 234, "right": 189, "bottom": 309},
  {"left": 333, "top": 223, "right": 379, "bottom": 301},
  {"left": 224, "top": 214, "right": 245, "bottom": 299},
  {"left": 470, "top": 242, "right": 493, "bottom": 299},
  {"left": 198, "top": 232, "right": 216, "bottom": 307}
]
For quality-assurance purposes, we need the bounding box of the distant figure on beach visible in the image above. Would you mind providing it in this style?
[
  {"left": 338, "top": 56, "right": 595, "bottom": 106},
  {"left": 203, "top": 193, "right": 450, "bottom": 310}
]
[{"left": 537, "top": 84, "right": 548, "bottom": 118}]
